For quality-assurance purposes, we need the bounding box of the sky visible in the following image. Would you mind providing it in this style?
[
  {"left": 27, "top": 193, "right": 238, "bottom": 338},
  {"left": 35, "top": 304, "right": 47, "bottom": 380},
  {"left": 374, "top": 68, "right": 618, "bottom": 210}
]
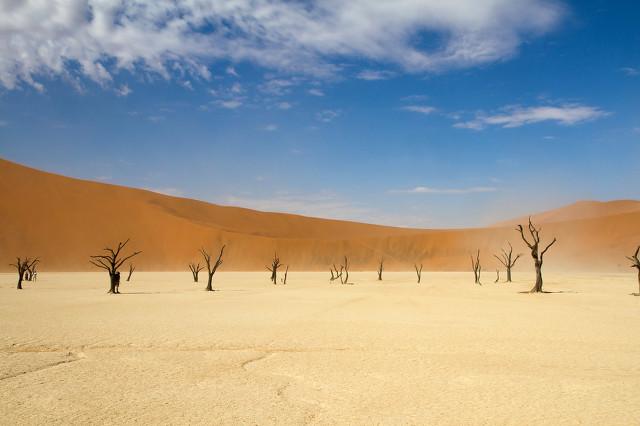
[{"left": 0, "top": 0, "right": 639, "bottom": 228}]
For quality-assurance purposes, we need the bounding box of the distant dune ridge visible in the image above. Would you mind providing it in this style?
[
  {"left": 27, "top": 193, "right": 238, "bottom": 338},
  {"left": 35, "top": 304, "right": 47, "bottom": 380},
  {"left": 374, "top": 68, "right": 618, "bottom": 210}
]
[{"left": 1, "top": 158, "right": 638, "bottom": 272}]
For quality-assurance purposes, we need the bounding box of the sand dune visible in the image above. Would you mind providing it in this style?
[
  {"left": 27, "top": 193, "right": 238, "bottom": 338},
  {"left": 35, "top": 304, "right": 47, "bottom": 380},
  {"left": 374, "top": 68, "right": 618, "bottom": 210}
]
[{"left": 1, "top": 158, "right": 639, "bottom": 271}]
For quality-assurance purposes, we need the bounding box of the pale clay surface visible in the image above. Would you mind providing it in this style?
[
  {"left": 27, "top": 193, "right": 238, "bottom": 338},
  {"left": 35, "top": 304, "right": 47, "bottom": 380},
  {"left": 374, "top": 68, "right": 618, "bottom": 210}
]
[{"left": 0, "top": 271, "right": 638, "bottom": 425}]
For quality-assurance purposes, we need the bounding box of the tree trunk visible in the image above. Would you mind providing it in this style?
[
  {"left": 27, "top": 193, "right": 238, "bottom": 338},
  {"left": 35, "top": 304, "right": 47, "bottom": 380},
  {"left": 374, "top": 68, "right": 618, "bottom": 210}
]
[
  {"left": 637, "top": 269, "right": 640, "bottom": 294},
  {"left": 17, "top": 275, "right": 23, "bottom": 290},
  {"left": 506, "top": 268, "right": 512, "bottom": 283},
  {"left": 193, "top": 271, "right": 199, "bottom": 282},
  {"left": 206, "top": 273, "right": 213, "bottom": 291},
  {"left": 531, "top": 263, "right": 543, "bottom": 293},
  {"left": 108, "top": 273, "right": 118, "bottom": 294}
]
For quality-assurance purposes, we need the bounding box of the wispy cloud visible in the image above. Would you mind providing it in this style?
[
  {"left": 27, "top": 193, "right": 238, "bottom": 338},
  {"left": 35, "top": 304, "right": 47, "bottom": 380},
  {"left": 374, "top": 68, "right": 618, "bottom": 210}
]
[
  {"left": 260, "top": 79, "right": 295, "bottom": 96},
  {"left": 392, "top": 186, "right": 498, "bottom": 195},
  {"left": 402, "top": 105, "right": 436, "bottom": 115},
  {"left": 264, "top": 124, "right": 278, "bottom": 131},
  {"left": 621, "top": 67, "right": 639, "bottom": 77},
  {"left": 0, "top": 1, "right": 564, "bottom": 91},
  {"left": 115, "top": 84, "right": 132, "bottom": 97},
  {"left": 277, "top": 101, "right": 292, "bottom": 110},
  {"left": 316, "top": 109, "right": 340, "bottom": 123},
  {"left": 215, "top": 100, "right": 243, "bottom": 109},
  {"left": 357, "top": 69, "right": 396, "bottom": 81},
  {"left": 454, "top": 103, "right": 609, "bottom": 130},
  {"left": 146, "top": 187, "right": 184, "bottom": 197},
  {"left": 308, "top": 88, "right": 325, "bottom": 97},
  {"left": 226, "top": 66, "right": 239, "bottom": 77}
]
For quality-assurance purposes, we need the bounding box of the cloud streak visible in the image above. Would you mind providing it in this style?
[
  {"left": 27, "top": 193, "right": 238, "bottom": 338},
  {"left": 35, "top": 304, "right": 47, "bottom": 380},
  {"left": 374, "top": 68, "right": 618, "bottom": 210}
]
[
  {"left": 393, "top": 186, "right": 498, "bottom": 195},
  {"left": 0, "top": 0, "right": 564, "bottom": 91},
  {"left": 454, "top": 104, "right": 609, "bottom": 129}
]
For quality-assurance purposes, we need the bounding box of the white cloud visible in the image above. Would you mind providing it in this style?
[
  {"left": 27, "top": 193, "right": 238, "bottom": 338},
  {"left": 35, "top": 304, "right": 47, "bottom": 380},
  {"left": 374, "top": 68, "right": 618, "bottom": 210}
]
[
  {"left": 454, "top": 103, "right": 609, "bottom": 129},
  {"left": 264, "top": 124, "right": 278, "bottom": 131},
  {"left": 277, "top": 101, "right": 292, "bottom": 110},
  {"left": 226, "top": 66, "right": 239, "bottom": 77},
  {"left": 357, "top": 69, "right": 396, "bottom": 80},
  {"left": 316, "top": 109, "right": 340, "bottom": 123},
  {"left": 260, "top": 79, "right": 295, "bottom": 96},
  {"left": 393, "top": 186, "right": 497, "bottom": 195},
  {"left": 402, "top": 105, "right": 436, "bottom": 115},
  {"left": 215, "top": 99, "right": 243, "bottom": 109},
  {"left": 0, "top": 0, "right": 564, "bottom": 91},
  {"left": 115, "top": 84, "right": 132, "bottom": 97},
  {"left": 621, "top": 67, "right": 639, "bottom": 77},
  {"left": 147, "top": 115, "right": 165, "bottom": 122},
  {"left": 146, "top": 187, "right": 184, "bottom": 197},
  {"left": 308, "top": 88, "right": 325, "bottom": 97}
]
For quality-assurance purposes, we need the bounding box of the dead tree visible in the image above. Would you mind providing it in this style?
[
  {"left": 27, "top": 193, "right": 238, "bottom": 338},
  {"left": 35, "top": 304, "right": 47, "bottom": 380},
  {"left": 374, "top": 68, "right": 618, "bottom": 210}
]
[
  {"left": 281, "top": 265, "right": 289, "bottom": 285},
  {"left": 377, "top": 258, "right": 384, "bottom": 281},
  {"left": 11, "top": 257, "right": 38, "bottom": 290},
  {"left": 626, "top": 246, "right": 640, "bottom": 295},
  {"left": 494, "top": 269, "right": 500, "bottom": 283},
  {"left": 516, "top": 218, "right": 557, "bottom": 293},
  {"left": 23, "top": 259, "right": 39, "bottom": 281},
  {"left": 188, "top": 262, "right": 204, "bottom": 282},
  {"left": 414, "top": 263, "right": 423, "bottom": 284},
  {"left": 330, "top": 264, "right": 343, "bottom": 283},
  {"left": 340, "top": 256, "right": 350, "bottom": 284},
  {"left": 200, "top": 245, "right": 225, "bottom": 292},
  {"left": 471, "top": 250, "right": 481, "bottom": 285},
  {"left": 493, "top": 243, "right": 521, "bottom": 283},
  {"left": 90, "top": 239, "right": 141, "bottom": 294},
  {"left": 126, "top": 264, "right": 135, "bottom": 282},
  {"left": 266, "top": 253, "right": 282, "bottom": 284}
]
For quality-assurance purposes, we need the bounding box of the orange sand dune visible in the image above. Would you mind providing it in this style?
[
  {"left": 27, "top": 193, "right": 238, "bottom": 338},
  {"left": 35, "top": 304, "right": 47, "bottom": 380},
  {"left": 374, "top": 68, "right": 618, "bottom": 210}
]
[{"left": 1, "top": 158, "right": 638, "bottom": 271}]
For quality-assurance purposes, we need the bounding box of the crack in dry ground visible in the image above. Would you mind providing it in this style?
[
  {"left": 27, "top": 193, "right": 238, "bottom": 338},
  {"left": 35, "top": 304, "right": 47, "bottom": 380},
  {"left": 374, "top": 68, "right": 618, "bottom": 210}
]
[{"left": 0, "top": 351, "right": 85, "bottom": 381}]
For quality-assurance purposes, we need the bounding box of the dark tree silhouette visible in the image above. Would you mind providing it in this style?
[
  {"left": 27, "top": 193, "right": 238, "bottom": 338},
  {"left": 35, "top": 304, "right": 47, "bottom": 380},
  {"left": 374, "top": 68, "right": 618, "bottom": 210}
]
[
  {"left": 90, "top": 239, "right": 141, "bottom": 294},
  {"left": 330, "top": 264, "right": 342, "bottom": 282},
  {"left": 493, "top": 243, "right": 521, "bottom": 283},
  {"left": 494, "top": 269, "right": 500, "bottom": 283},
  {"left": 281, "top": 265, "right": 289, "bottom": 285},
  {"left": 626, "top": 246, "right": 640, "bottom": 295},
  {"left": 200, "top": 245, "right": 225, "bottom": 292},
  {"left": 126, "top": 264, "right": 135, "bottom": 282},
  {"left": 23, "top": 258, "right": 39, "bottom": 282},
  {"left": 188, "top": 262, "right": 204, "bottom": 282},
  {"left": 340, "top": 256, "right": 350, "bottom": 284},
  {"left": 414, "top": 263, "right": 423, "bottom": 284},
  {"left": 516, "top": 218, "right": 557, "bottom": 293},
  {"left": 266, "top": 253, "right": 282, "bottom": 285},
  {"left": 11, "top": 257, "right": 38, "bottom": 290},
  {"left": 377, "top": 258, "right": 384, "bottom": 281},
  {"left": 471, "top": 250, "right": 481, "bottom": 285}
]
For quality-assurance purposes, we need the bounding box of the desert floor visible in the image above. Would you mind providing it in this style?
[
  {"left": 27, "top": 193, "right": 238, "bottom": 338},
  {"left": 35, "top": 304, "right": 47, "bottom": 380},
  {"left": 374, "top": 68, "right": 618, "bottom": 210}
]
[{"left": 0, "top": 271, "right": 638, "bottom": 425}]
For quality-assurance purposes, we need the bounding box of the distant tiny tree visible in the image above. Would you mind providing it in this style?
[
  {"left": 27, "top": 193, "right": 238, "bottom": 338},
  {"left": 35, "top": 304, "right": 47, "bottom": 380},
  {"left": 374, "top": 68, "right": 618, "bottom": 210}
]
[
  {"left": 494, "top": 269, "right": 500, "bottom": 283},
  {"left": 414, "top": 263, "right": 423, "bottom": 284},
  {"left": 281, "top": 265, "right": 289, "bottom": 285},
  {"left": 626, "top": 246, "right": 640, "bottom": 295},
  {"left": 126, "top": 264, "right": 135, "bottom": 282},
  {"left": 471, "top": 250, "right": 481, "bottom": 285},
  {"left": 493, "top": 243, "right": 521, "bottom": 283},
  {"left": 188, "top": 262, "right": 204, "bottom": 282},
  {"left": 200, "top": 245, "right": 225, "bottom": 292},
  {"left": 10, "top": 257, "right": 38, "bottom": 290},
  {"left": 377, "top": 258, "right": 384, "bottom": 281},
  {"left": 266, "top": 253, "right": 282, "bottom": 285},
  {"left": 90, "top": 240, "right": 141, "bottom": 294},
  {"left": 516, "top": 218, "right": 557, "bottom": 293},
  {"left": 330, "top": 264, "right": 342, "bottom": 283},
  {"left": 340, "top": 256, "right": 351, "bottom": 284}
]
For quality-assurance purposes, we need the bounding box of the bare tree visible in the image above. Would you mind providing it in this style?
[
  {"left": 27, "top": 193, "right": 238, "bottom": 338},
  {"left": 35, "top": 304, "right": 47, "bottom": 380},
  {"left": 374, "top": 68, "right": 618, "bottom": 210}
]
[
  {"left": 471, "top": 250, "right": 481, "bottom": 285},
  {"left": 266, "top": 253, "right": 282, "bottom": 285},
  {"left": 516, "top": 218, "right": 557, "bottom": 293},
  {"left": 414, "top": 263, "right": 423, "bottom": 284},
  {"left": 188, "top": 262, "right": 204, "bottom": 282},
  {"left": 200, "top": 245, "right": 225, "bottom": 291},
  {"left": 377, "top": 258, "right": 384, "bottom": 281},
  {"left": 281, "top": 265, "right": 289, "bottom": 285},
  {"left": 494, "top": 269, "right": 500, "bottom": 283},
  {"left": 330, "top": 264, "right": 342, "bottom": 283},
  {"left": 23, "top": 258, "right": 39, "bottom": 281},
  {"left": 200, "top": 245, "right": 225, "bottom": 292},
  {"left": 493, "top": 243, "right": 521, "bottom": 283},
  {"left": 126, "top": 264, "right": 135, "bottom": 282},
  {"left": 10, "top": 257, "right": 38, "bottom": 290},
  {"left": 340, "top": 256, "right": 350, "bottom": 284},
  {"left": 90, "top": 240, "right": 141, "bottom": 294},
  {"left": 626, "top": 246, "right": 640, "bottom": 295}
]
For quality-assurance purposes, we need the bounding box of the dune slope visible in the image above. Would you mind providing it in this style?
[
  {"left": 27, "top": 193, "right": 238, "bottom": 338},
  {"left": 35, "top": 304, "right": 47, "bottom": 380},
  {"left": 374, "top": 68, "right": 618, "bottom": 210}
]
[{"left": 1, "top": 158, "right": 638, "bottom": 271}]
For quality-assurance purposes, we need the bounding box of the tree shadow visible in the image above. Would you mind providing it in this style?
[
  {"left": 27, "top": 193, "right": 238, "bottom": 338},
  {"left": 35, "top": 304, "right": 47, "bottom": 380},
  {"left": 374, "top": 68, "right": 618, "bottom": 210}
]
[{"left": 518, "top": 290, "right": 578, "bottom": 294}]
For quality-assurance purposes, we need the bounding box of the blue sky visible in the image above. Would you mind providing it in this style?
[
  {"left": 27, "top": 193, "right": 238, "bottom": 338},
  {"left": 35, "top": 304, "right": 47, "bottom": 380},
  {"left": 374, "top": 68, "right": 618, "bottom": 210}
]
[{"left": 0, "top": 0, "right": 638, "bottom": 227}]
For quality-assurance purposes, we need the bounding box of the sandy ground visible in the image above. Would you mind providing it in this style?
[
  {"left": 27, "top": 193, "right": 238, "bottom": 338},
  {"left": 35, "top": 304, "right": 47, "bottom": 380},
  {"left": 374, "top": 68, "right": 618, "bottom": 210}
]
[{"left": 0, "top": 271, "right": 638, "bottom": 425}]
